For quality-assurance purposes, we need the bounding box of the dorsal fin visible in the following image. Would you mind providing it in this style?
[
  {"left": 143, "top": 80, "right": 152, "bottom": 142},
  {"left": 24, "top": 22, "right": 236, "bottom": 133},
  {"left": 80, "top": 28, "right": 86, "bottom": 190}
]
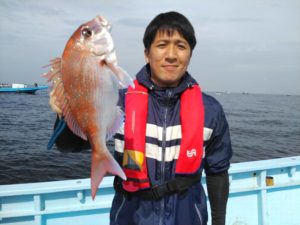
[{"left": 43, "top": 58, "right": 87, "bottom": 140}]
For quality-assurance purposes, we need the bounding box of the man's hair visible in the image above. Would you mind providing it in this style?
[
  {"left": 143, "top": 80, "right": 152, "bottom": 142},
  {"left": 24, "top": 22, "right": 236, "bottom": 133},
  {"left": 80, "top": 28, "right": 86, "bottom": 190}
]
[{"left": 143, "top": 11, "right": 196, "bottom": 51}]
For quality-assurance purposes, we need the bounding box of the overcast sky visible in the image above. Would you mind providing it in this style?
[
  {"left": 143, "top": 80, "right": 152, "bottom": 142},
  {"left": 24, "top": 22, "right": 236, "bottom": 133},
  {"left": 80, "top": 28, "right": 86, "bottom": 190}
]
[{"left": 0, "top": 0, "right": 299, "bottom": 95}]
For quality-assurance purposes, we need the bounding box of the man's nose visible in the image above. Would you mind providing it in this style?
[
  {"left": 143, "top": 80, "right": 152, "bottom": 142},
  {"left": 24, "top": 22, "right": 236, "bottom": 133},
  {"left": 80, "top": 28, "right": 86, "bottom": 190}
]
[{"left": 165, "top": 46, "right": 177, "bottom": 63}]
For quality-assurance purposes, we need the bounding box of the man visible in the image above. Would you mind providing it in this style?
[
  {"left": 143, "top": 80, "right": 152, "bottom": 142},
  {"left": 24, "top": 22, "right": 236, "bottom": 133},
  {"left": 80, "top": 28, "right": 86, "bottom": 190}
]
[{"left": 53, "top": 11, "right": 232, "bottom": 225}]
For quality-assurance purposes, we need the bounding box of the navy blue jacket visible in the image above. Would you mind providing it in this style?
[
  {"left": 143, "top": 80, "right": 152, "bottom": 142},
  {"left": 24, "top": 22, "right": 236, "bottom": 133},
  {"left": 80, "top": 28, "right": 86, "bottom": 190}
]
[{"left": 110, "top": 65, "right": 232, "bottom": 225}]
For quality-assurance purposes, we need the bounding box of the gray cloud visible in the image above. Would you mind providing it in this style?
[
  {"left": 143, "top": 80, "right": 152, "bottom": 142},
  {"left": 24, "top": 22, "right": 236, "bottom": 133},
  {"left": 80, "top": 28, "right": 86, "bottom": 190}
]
[{"left": 115, "top": 17, "right": 148, "bottom": 28}]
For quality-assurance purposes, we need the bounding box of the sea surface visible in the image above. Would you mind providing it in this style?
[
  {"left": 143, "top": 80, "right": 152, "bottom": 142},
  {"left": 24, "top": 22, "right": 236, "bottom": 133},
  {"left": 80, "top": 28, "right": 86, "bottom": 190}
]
[{"left": 0, "top": 90, "right": 299, "bottom": 185}]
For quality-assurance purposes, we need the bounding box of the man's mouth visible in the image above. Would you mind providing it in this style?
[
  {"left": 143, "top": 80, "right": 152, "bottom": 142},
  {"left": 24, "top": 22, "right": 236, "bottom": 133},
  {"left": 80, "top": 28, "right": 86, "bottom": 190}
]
[{"left": 162, "top": 65, "right": 178, "bottom": 71}]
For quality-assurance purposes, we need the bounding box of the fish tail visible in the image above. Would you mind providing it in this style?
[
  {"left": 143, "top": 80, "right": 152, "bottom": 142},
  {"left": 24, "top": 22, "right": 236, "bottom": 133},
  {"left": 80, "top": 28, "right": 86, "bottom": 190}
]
[{"left": 91, "top": 149, "right": 126, "bottom": 200}]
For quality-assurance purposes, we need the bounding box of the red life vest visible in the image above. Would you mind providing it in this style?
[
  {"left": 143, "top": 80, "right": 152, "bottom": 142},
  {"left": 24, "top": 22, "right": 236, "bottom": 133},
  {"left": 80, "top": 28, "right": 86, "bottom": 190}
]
[{"left": 122, "top": 80, "right": 204, "bottom": 192}]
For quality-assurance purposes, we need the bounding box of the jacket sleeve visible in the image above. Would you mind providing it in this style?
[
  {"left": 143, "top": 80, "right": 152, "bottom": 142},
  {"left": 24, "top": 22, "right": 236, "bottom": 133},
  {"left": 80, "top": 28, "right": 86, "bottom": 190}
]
[
  {"left": 204, "top": 98, "right": 232, "bottom": 225},
  {"left": 204, "top": 102, "right": 232, "bottom": 174},
  {"left": 54, "top": 115, "right": 90, "bottom": 152},
  {"left": 206, "top": 171, "right": 229, "bottom": 225}
]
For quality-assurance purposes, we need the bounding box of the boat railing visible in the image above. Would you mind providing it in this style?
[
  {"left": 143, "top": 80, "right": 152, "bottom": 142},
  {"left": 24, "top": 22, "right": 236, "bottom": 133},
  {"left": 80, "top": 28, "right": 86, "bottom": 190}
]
[{"left": 0, "top": 156, "right": 299, "bottom": 225}]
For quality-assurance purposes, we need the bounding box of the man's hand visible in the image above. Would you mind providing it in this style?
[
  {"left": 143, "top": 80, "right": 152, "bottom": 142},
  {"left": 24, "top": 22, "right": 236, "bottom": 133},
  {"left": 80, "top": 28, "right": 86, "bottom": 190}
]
[
  {"left": 47, "top": 75, "right": 65, "bottom": 118},
  {"left": 49, "top": 89, "right": 63, "bottom": 118}
]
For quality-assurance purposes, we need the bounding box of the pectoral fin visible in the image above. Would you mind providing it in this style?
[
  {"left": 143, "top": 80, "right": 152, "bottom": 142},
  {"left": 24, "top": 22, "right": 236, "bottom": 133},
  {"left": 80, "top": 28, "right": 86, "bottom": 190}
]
[
  {"left": 106, "top": 63, "right": 135, "bottom": 88},
  {"left": 106, "top": 106, "right": 124, "bottom": 140}
]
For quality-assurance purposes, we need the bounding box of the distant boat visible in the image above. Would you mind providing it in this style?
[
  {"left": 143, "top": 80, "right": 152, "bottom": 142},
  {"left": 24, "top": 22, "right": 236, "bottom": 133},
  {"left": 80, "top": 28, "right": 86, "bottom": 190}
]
[
  {"left": 215, "top": 91, "right": 230, "bottom": 95},
  {"left": 0, "top": 83, "right": 48, "bottom": 94}
]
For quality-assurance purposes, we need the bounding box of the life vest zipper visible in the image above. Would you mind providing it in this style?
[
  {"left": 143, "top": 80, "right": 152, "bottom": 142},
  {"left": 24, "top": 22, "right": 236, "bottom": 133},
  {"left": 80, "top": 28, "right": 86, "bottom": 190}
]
[{"left": 195, "top": 203, "right": 203, "bottom": 225}]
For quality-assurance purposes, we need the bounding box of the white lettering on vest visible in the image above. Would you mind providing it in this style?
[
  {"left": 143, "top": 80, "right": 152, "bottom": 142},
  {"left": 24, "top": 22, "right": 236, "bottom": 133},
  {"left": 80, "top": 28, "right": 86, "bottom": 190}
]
[{"left": 187, "top": 149, "right": 197, "bottom": 158}]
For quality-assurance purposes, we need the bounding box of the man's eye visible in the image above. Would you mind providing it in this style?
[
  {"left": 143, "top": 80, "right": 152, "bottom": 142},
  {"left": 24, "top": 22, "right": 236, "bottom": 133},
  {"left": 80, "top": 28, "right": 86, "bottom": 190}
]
[
  {"left": 156, "top": 43, "right": 166, "bottom": 48},
  {"left": 178, "top": 44, "right": 187, "bottom": 50}
]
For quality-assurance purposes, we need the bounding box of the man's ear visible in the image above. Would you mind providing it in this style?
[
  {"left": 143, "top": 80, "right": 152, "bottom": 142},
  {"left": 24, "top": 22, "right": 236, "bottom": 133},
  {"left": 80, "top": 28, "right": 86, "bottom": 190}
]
[{"left": 144, "top": 49, "right": 149, "bottom": 63}]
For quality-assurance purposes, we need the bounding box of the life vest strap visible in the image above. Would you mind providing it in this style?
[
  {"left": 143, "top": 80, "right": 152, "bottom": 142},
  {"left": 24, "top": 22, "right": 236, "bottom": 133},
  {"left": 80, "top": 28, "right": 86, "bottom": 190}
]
[{"left": 115, "top": 173, "right": 201, "bottom": 200}]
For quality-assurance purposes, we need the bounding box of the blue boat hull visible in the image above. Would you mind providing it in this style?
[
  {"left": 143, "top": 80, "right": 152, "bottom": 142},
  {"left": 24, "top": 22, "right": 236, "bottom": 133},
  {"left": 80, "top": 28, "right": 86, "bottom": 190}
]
[
  {"left": 0, "top": 156, "right": 299, "bottom": 225},
  {"left": 0, "top": 86, "right": 48, "bottom": 94}
]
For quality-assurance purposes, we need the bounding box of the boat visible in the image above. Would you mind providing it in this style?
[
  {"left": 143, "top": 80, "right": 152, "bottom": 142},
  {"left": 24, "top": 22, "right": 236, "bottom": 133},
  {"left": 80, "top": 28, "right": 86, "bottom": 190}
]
[
  {"left": 0, "top": 156, "right": 299, "bottom": 225},
  {"left": 0, "top": 83, "right": 48, "bottom": 94}
]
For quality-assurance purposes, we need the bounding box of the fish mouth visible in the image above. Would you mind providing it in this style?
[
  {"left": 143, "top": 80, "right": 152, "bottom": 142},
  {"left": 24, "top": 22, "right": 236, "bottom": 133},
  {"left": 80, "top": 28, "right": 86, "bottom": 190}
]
[
  {"left": 91, "top": 44, "right": 115, "bottom": 57},
  {"left": 91, "top": 46, "right": 116, "bottom": 63},
  {"left": 95, "top": 16, "right": 112, "bottom": 31},
  {"left": 92, "top": 51, "right": 106, "bottom": 57}
]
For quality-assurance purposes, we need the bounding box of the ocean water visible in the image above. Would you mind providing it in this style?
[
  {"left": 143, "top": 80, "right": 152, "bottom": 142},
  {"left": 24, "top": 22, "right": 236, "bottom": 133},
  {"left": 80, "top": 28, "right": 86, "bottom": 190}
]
[{"left": 0, "top": 90, "right": 299, "bottom": 184}]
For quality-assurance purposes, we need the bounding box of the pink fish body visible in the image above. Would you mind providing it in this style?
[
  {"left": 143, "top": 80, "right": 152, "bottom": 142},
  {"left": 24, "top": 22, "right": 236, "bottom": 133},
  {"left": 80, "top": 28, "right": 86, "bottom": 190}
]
[{"left": 44, "top": 16, "right": 133, "bottom": 199}]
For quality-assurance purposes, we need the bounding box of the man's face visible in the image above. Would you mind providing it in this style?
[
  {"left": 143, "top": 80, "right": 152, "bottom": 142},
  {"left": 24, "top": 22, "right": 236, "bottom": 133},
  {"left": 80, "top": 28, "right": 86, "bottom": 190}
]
[{"left": 144, "top": 30, "right": 192, "bottom": 87}]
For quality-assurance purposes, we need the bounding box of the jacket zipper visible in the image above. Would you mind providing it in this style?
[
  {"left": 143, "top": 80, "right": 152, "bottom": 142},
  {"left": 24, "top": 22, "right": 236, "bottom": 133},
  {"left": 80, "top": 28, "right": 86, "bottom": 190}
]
[
  {"left": 159, "top": 89, "right": 172, "bottom": 225},
  {"left": 114, "top": 195, "right": 126, "bottom": 223},
  {"left": 194, "top": 203, "right": 203, "bottom": 225}
]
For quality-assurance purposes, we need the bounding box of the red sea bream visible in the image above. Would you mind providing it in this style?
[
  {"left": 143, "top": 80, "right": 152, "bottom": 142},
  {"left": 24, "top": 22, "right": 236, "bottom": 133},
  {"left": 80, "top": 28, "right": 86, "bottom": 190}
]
[{"left": 44, "top": 16, "right": 133, "bottom": 199}]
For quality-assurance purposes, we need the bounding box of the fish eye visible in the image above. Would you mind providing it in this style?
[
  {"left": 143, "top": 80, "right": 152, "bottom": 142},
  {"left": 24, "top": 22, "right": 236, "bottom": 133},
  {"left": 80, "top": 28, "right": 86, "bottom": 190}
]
[{"left": 81, "top": 27, "right": 92, "bottom": 38}]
